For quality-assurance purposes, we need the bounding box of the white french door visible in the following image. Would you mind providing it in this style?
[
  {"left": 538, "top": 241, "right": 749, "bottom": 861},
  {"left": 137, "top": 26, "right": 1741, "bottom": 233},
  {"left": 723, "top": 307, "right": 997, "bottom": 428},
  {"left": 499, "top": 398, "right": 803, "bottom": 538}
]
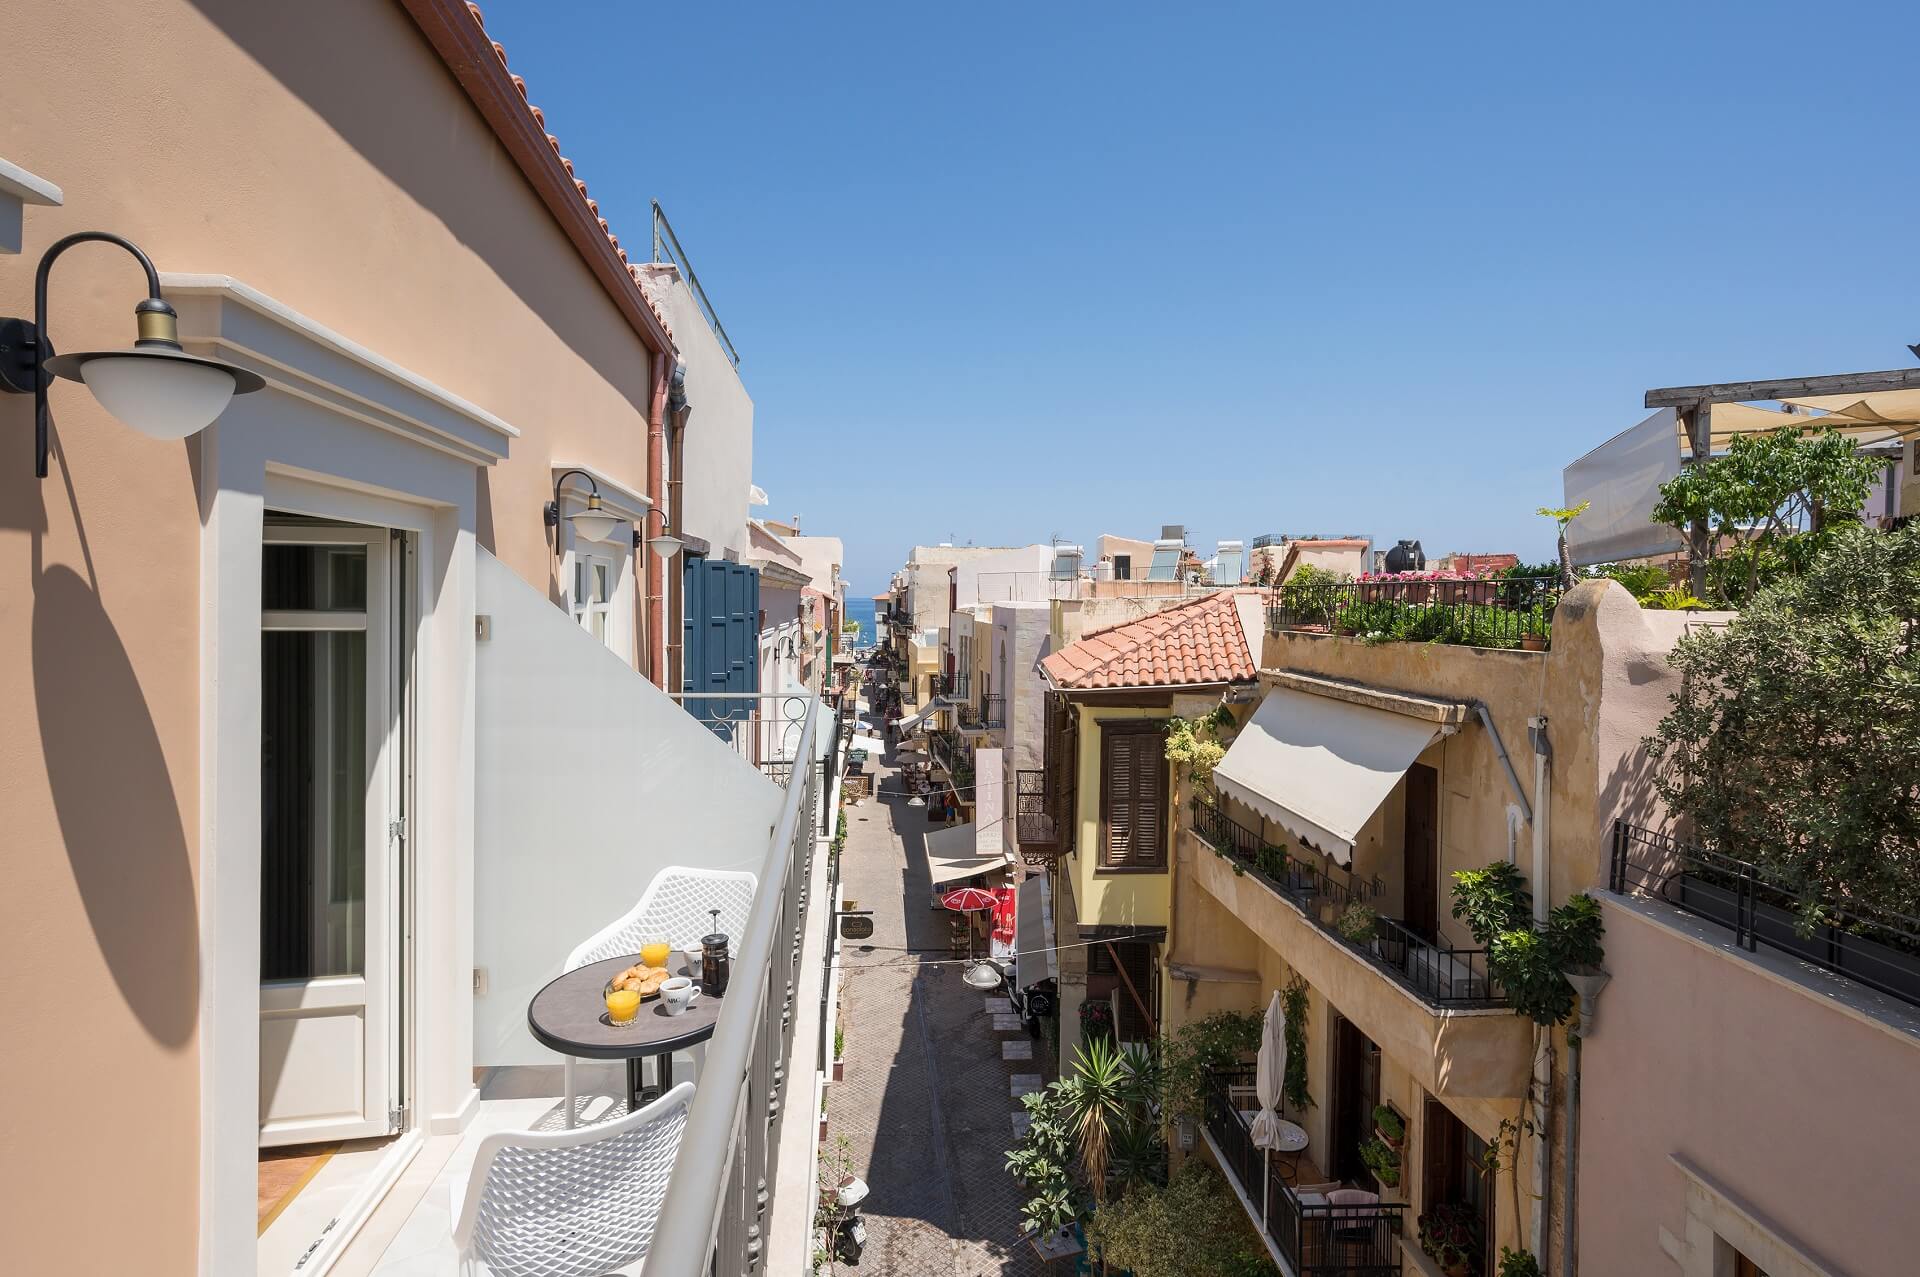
[{"left": 258, "top": 523, "right": 406, "bottom": 1147}]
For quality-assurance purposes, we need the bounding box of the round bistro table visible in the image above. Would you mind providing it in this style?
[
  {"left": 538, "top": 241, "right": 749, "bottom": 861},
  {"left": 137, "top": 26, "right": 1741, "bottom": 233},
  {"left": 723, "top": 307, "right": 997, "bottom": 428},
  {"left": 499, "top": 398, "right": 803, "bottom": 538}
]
[{"left": 528, "top": 953, "right": 725, "bottom": 1127}]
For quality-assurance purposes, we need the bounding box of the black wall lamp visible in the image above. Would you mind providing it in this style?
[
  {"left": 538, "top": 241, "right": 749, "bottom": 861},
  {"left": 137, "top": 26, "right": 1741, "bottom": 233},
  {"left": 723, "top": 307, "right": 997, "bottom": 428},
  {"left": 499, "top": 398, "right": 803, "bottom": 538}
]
[
  {"left": 0, "top": 231, "right": 264, "bottom": 477},
  {"left": 545, "top": 468, "right": 625, "bottom": 556}
]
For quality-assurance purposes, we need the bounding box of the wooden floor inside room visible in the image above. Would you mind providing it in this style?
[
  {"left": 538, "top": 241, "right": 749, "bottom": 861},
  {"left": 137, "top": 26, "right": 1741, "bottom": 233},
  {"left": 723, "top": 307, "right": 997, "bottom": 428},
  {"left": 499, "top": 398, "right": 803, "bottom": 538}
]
[{"left": 258, "top": 1142, "right": 340, "bottom": 1233}]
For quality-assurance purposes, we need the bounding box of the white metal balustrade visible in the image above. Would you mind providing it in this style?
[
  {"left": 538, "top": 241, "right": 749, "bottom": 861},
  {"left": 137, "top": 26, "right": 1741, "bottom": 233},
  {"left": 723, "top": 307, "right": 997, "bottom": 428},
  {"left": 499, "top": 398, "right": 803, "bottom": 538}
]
[{"left": 648, "top": 693, "right": 821, "bottom": 1274}]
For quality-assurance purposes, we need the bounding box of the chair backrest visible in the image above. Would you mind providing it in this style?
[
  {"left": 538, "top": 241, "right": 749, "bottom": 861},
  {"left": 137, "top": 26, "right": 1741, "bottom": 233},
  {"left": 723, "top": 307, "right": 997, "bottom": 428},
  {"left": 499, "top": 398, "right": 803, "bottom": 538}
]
[
  {"left": 566, "top": 867, "right": 758, "bottom": 972},
  {"left": 454, "top": 1082, "right": 695, "bottom": 1277},
  {"left": 1325, "top": 1187, "right": 1382, "bottom": 1223}
]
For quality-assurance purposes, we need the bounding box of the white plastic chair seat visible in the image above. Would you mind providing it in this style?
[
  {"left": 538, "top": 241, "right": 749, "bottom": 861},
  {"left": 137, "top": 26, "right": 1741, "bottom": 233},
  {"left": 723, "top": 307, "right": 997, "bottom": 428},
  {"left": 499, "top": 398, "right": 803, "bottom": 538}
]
[{"left": 454, "top": 1081, "right": 694, "bottom": 1277}]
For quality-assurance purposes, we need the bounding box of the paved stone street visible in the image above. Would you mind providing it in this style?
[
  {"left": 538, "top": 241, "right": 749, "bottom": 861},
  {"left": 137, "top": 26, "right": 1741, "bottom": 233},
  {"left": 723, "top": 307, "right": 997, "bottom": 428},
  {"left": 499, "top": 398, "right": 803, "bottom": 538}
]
[{"left": 828, "top": 713, "right": 1048, "bottom": 1276}]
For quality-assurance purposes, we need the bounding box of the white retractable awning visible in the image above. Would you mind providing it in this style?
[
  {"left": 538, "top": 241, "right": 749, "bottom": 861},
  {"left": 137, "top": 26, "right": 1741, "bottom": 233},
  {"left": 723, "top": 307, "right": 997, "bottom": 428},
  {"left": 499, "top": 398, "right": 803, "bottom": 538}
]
[
  {"left": 848, "top": 733, "right": 886, "bottom": 755},
  {"left": 1212, "top": 686, "right": 1446, "bottom": 867},
  {"left": 1015, "top": 873, "right": 1056, "bottom": 982},
  {"left": 898, "top": 701, "right": 942, "bottom": 733},
  {"left": 926, "top": 821, "right": 1008, "bottom": 886}
]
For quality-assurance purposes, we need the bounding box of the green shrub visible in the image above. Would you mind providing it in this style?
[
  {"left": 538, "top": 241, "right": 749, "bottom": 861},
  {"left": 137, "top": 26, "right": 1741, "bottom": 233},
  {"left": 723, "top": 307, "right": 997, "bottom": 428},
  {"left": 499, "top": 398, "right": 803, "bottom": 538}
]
[{"left": 1085, "top": 1162, "right": 1281, "bottom": 1277}]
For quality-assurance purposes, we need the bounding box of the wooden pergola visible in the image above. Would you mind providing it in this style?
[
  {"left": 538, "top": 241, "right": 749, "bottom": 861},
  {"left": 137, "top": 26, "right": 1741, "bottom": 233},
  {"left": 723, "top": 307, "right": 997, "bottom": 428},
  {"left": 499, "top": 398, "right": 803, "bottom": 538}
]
[{"left": 1643, "top": 364, "right": 1920, "bottom": 590}]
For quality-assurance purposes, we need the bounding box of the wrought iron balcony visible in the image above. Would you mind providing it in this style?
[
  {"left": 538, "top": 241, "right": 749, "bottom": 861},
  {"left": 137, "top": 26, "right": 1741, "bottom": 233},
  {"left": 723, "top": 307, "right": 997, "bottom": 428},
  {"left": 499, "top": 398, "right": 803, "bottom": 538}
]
[
  {"left": 1015, "top": 769, "right": 1066, "bottom": 864},
  {"left": 1191, "top": 798, "right": 1505, "bottom": 1009},
  {"left": 1204, "top": 1068, "right": 1404, "bottom": 1275},
  {"left": 979, "top": 693, "right": 1005, "bottom": 729}
]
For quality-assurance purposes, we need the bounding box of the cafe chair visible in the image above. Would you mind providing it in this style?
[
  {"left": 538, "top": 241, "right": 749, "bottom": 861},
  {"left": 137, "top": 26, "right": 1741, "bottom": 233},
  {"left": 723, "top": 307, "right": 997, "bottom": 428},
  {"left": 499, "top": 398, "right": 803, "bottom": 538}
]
[
  {"left": 453, "top": 1081, "right": 694, "bottom": 1277},
  {"left": 560, "top": 867, "right": 757, "bottom": 1105}
]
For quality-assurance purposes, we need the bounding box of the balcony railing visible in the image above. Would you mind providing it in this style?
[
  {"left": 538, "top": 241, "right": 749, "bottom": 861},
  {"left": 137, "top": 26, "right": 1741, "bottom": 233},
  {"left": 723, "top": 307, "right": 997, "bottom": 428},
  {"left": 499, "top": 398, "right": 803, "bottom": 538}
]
[
  {"left": 940, "top": 671, "right": 971, "bottom": 701},
  {"left": 1205, "top": 1069, "right": 1404, "bottom": 1275},
  {"left": 1267, "top": 574, "right": 1561, "bottom": 650},
  {"left": 649, "top": 695, "right": 820, "bottom": 1273},
  {"left": 979, "top": 693, "right": 1005, "bottom": 729},
  {"left": 1192, "top": 798, "right": 1505, "bottom": 1008},
  {"left": 1610, "top": 820, "right": 1920, "bottom": 1008},
  {"left": 672, "top": 690, "right": 820, "bottom": 789},
  {"left": 1015, "top": 769, "right": 1063, "bottom": 862}
]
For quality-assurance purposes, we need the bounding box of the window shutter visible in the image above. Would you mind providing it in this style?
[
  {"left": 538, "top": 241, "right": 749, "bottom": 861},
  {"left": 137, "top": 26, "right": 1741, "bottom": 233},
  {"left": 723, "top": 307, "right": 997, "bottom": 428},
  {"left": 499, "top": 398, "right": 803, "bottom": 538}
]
[
  {"left": 1103, "top": 730, "right": 1136, "bottom": 866},
  {"left": 1133, "top": 726, "right": 1167, "bottom": 866}
]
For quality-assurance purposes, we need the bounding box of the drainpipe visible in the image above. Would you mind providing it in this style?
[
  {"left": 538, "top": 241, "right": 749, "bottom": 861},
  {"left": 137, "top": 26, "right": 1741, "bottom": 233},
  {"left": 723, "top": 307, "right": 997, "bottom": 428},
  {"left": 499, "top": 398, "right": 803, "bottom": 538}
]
[
  {"left": 645, "top": 350, "right": 670, "bottom": 685},
  {"left": 1561, "top": 970, "right": 1609, "bottom": 1277},
  {"left": 666, "top": 360, "right": 689, "bottom": 691},
  {"left": 1527, "top": 715, "right": 1552, "bottom": 1263}
]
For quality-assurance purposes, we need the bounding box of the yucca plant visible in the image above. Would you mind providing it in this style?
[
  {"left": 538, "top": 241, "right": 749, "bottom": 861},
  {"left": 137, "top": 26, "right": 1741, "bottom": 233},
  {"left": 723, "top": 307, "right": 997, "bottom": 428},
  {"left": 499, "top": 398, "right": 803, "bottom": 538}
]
[{"left": 1060, "top": 1037, "right": 1152, "bottom": 1201}]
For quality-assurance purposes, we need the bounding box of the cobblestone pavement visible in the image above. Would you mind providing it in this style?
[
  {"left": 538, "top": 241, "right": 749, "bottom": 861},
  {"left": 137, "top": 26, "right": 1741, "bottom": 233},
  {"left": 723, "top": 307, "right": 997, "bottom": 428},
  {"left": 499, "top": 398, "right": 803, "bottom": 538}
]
[{"left": 828, "top": 715, "right": 1048, "bottom": 1276}]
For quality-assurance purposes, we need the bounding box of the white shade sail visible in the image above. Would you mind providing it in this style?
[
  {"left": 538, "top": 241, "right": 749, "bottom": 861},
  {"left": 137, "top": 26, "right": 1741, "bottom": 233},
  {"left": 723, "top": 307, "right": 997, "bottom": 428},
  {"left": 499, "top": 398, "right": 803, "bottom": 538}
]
[
  {"left": 926, "top": 822, "right": 1008, "bottom": 887},
  {"left": 1212, "top": 687, "right": 1445, "bottom": 866},
  {"left": 1563, "top": 407, "right": 1688, "bottom": 566}
]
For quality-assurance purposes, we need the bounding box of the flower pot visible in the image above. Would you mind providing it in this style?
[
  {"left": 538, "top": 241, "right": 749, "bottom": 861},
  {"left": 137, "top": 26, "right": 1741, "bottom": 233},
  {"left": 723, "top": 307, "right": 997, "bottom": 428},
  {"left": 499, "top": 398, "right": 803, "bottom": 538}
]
[
  {"left": 818, "top": 1117, "right": 829, "bottom": 1143},
  {"left": 1375, "top": 1126, "right": 1404, "bottom": 1151},
  {"left": 1443, "top": 1264, "right": 1471, "bottom": 1277},
  {"left": 833, "top": 1057, "right": 846, "bottom": 1082},
  {"left": 1521, "top": 634, "right": 1546, "bottom": 652}
]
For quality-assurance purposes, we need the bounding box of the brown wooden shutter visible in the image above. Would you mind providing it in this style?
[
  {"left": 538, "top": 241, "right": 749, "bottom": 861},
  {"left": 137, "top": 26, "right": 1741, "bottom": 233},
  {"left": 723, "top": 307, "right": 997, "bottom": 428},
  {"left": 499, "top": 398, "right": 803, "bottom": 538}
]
[
  {"left": 1103, "top": 729, "right": 1137, "bottom": 866},
  {"left": 1100, "top": 722, "right": 1168, "bottom": 869}
]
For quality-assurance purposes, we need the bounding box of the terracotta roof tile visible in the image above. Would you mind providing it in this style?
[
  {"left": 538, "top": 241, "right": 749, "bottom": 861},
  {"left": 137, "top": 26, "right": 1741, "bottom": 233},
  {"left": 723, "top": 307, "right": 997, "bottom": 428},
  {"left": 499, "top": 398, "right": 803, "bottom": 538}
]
[
  {"left": 1040, "top": 591, "right": 1258, "bottom": 691},
  {"left": 462, "top": 4, "right": 672, "bottom": 342}
]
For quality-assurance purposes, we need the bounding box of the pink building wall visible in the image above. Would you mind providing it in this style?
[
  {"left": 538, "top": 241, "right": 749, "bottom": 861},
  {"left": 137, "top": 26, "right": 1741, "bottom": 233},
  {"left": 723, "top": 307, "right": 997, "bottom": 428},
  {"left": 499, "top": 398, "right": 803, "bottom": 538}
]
[{"left": 1578, "top": 897, "right": 1917, "bottom": 1276}]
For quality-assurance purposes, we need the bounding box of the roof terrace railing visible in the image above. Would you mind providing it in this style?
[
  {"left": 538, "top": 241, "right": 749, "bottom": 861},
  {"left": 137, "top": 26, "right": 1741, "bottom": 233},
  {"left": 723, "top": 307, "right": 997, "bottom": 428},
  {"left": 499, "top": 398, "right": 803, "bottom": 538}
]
[
  {"left": 648, "top": 694, "right": 819, "bottom": 1272},
  {"left": 1610, "top": 820, "right": 1920, "bottom": 1007},
  {"left": 1267, "top": 574, "right": 1561, "bottom": 650},
  {"left": 651, "top": 199, "right": 741, "bottom": 367}
]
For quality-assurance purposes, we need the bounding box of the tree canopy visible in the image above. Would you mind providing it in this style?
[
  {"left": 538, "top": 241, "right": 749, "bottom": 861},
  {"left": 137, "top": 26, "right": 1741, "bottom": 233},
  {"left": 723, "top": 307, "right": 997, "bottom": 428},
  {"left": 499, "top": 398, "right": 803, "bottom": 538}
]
[
  {"left": 1652, "top": 426, "right": 1887, "bottom": 607},
  {"left": 1647, "top": 523, "right": 1920, "bottom": 919}
]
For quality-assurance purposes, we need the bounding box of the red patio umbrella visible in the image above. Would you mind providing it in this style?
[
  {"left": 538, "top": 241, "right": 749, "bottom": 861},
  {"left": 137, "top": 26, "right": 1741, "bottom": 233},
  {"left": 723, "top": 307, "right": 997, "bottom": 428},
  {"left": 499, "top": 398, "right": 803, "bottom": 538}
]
[{"left": 941, "top": 886, "right": 996, "bottom": 912}]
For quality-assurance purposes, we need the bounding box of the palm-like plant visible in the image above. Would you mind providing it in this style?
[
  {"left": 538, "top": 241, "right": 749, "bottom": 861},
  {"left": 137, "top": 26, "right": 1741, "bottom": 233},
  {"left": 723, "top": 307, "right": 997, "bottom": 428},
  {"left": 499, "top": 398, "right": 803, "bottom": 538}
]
[{"left": 1060, "top": 1037, "right": 1151, "bottom": 1201}]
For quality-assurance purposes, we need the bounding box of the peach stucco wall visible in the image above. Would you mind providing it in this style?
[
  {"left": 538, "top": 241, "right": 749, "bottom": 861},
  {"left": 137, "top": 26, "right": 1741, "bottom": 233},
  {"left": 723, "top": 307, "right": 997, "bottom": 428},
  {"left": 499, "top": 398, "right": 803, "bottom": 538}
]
[
  {"left": 1579, "top": 899, "right": 1917, "bottom": 1277},
  {"left": 2, "top": 2, "right": 663, "bottom": 1269}
]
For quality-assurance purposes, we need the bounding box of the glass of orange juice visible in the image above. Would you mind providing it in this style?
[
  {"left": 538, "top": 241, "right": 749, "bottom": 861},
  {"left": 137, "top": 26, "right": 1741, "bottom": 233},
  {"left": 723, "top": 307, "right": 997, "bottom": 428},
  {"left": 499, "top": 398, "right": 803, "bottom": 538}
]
[
  {"left": 640, "top": 941, "right": 672, "bottom": 970},
  {"left": 605, "top": 987, "right": 641, "bottom": 1025}
]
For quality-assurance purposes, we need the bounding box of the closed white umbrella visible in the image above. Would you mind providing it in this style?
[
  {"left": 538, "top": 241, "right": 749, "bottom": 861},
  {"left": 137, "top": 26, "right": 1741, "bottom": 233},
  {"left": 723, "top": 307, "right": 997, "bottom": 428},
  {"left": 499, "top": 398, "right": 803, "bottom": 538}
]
[{"left": 1250, "top": 989, "right": 1287, "bottom": 1150}]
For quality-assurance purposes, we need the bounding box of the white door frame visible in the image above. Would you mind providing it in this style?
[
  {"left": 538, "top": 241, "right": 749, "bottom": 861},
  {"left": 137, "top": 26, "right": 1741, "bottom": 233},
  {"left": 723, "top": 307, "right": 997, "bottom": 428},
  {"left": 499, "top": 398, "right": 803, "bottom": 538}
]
[
  {"left": 257, "top": 524, "right": 401, "bottom": 1147},
  {"left": 180, "top": 276, "right": 512, "bottom": 1276}
]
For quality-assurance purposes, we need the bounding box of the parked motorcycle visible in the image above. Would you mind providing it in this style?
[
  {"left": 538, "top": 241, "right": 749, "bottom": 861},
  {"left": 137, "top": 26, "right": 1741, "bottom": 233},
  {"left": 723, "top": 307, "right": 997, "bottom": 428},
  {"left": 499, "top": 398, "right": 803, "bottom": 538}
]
[{"left": 832, "top": 1173, "right": 869, "bottom": 1263}]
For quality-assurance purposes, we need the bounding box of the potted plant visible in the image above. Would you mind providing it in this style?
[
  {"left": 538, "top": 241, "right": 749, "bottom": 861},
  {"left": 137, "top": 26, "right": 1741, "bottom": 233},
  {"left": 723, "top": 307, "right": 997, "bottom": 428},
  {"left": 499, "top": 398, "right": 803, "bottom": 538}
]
[
  {"left": 1358, "top": 1135, "right": 1400, "bottom": 1190},
  {"left": 1418, "top": 1201, "right": 1483, "bottom": 1277},
  {"left": 1372, "top": 1103, "right": 1405, "bottom": 1151},
  {"left": 1499, "top": 1248, "right": 1544, "bottom": 1277},
  {"left": 832, "top": 1026, "right": 846, "bottom": 1082},
  {"left": 1335, "top": 901, "right": 1378, "bottom": 946},
  {"left": 1078, "top": 997, "right": 1115, "bottom": 1044}
]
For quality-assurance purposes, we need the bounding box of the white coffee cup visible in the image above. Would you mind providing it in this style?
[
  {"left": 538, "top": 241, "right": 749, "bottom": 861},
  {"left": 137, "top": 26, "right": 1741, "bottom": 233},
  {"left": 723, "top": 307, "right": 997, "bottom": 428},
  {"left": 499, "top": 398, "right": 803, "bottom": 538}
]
[{"left": 661, "top": 977, "right": 700, "bottom": 1016}]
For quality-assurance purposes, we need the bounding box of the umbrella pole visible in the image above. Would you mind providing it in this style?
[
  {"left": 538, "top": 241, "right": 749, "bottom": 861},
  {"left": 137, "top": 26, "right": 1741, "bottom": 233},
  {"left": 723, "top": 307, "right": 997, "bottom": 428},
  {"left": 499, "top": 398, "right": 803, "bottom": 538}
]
[{"left": 1262, "top": 1149, "right": 1271, "bottom": 1228}]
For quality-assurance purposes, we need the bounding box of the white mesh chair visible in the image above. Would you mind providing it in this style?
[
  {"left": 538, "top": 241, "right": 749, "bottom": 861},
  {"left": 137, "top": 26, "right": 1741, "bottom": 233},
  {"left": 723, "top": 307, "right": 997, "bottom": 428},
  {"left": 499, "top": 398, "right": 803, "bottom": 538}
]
[
  {"left": 454, "top": 1081, "right": 694, "bottom": 1277},
  {"left": 557, "top": 867, "right": 756, "bottom": 1122},
  {"left": 565, "top": 866, "right": 759, "bottom": 972}
]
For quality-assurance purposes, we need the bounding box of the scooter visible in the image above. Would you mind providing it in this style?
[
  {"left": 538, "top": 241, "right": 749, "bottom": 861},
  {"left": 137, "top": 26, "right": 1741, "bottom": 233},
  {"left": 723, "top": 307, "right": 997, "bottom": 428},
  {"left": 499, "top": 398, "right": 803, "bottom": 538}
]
[{"left": 832, "top": 1173, "right": 869, "bottom": 1263}]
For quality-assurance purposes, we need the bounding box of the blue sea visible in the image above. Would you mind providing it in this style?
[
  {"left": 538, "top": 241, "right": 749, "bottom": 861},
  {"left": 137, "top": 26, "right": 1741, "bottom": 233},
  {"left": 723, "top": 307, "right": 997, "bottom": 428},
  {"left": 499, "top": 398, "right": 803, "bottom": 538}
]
[{"left": 845, "top": 596, "right": 878, "bottom": 649}]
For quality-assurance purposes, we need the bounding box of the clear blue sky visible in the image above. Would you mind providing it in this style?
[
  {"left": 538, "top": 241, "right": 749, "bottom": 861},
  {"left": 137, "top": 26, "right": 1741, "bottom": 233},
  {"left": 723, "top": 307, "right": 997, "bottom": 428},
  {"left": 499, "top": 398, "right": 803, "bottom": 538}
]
[{"left": 478, "top": 0, "right": 1920, "bottom": 595}]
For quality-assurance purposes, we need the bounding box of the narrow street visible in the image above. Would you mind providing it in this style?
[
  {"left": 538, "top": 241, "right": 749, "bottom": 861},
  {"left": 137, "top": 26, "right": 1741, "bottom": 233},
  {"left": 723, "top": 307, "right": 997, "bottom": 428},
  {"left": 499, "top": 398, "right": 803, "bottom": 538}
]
[{"left": 830, "top": 711, "right": 1048, "bottom": 1276}]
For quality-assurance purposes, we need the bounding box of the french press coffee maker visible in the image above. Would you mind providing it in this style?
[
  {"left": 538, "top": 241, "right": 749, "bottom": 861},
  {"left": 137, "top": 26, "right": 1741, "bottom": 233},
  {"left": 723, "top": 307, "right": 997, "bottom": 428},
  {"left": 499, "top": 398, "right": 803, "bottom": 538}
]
[{"left": 700, "top": 908, "right": 731, "bottom": 996}]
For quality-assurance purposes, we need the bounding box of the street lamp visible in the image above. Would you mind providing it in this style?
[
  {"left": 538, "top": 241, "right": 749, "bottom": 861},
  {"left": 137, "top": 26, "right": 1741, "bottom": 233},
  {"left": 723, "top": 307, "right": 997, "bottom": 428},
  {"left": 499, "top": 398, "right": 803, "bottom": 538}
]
[{"left": 1, "top": 231, "right": 265, "bottom": 477}]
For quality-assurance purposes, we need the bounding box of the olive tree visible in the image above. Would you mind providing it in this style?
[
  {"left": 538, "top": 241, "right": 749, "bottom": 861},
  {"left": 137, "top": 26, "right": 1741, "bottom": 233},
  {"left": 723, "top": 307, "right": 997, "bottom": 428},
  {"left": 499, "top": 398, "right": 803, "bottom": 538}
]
[{"left": 1647, "top": 523, "right": 1920, "bottom": 919}]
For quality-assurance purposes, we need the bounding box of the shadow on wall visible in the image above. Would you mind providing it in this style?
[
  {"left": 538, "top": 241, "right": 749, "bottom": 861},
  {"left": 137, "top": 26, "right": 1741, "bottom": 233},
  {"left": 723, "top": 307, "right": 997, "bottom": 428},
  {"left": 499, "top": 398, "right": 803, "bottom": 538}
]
[
  {"left": 189, "top": 0, "right": 659, "bottom": 417},
  {"left": 33, "top": 564, "right": 200, "bottom": 1048}
]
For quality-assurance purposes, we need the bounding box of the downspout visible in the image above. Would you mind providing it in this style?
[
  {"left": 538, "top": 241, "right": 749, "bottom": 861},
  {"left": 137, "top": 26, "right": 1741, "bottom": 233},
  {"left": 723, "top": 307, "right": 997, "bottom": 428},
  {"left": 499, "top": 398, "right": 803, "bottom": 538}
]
[
  {"left": 1562, "top": 1035, "right": 1583, "bottom": 1277},
  {"left": 666, "top": 360, "right": 689, "bottom": 691},
  {"left": 1527, "top": 715, "right": 1552, "bottom": 1265},
  {"left": 645, "top": 350, "right": 670, "bottom": 685}
]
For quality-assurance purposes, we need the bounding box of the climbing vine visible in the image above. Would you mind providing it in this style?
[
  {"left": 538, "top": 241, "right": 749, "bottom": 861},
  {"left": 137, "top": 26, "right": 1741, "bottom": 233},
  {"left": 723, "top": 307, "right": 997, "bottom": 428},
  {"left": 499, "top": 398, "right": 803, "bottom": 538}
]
[
  {"left": 1165, "top": 704, "right": 1236, "bottom": 789},
  {"left": 1281, "top": 975, "right": 1313, "bottom": 1113}
]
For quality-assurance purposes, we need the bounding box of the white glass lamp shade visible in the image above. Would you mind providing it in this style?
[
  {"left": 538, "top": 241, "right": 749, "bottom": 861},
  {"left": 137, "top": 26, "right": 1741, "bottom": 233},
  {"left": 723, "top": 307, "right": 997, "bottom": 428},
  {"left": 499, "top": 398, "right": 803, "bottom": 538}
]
[
  {"left": 649, "top": 533, "right": 684, "bottom": 561},
  {"left": 79, "top": 353, "right": 239, "bottom": 440},
  {"left": 566, "top": 496, "right": 624, "bottom": 544}
]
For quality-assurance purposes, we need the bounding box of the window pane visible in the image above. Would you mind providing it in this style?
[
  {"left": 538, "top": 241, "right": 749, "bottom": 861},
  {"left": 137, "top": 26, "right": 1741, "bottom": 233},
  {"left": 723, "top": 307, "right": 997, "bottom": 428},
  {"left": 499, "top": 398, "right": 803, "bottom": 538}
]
[
  {"left": 591, "top": 611, "right": 607, "bottom": 642},
  {"left": 261, "top": 629, "right": 368, "bottom": 980},
  {"left": 574, "top": 561, "right": 589, "bottom": 607},
  {"left": 263, "top": 544, "right": 368, "bottom": 611},
  {"left": 595, "top": 563, "right": 611, "bottom": 604}
]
